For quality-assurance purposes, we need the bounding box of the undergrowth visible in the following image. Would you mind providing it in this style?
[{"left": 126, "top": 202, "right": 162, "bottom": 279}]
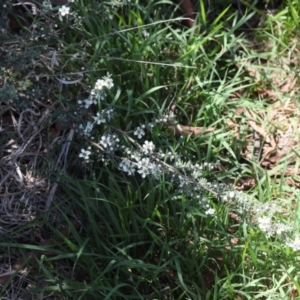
[{"left": 1, "top": 0, "right": 300, "bottom": 299}]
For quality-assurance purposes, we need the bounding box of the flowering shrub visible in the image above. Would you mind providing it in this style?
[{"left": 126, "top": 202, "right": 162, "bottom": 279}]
[{"left": 76, "top": 74, "right": 300, "bottom": 253}]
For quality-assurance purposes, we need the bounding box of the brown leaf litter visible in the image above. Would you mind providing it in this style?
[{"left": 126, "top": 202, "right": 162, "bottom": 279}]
[{"left": 230, "top": 99, "right": 300, "bottom": 189}]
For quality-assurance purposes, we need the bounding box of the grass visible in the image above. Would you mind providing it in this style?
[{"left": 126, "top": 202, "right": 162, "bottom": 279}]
[{"left": 1, "top": 0, "right": 300, "bottom": 299}]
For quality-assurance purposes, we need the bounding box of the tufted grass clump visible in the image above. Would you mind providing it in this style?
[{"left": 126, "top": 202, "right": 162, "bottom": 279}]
[{"left": 1, "top": 0, "right": 300, "bottom": 299}]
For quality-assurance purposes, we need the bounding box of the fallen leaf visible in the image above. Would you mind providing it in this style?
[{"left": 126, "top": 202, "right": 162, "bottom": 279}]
[{"left": 167, "top": 119, "right": 215, "bottom": 136}]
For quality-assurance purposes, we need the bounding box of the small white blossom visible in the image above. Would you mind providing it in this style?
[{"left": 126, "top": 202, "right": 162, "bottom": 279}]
[
  {"left": 228, "top": 191, "right": 235, "bottom": 199},
  {"left": 130, "top": 152, "right": 141, "bottom": 161},
  {"left": 274, "top": 223, "right": 291, "bottom": 235},
  {"left": 137, "top": 157, "right": 151, "bottom": 170},
  {"left": 79, "top": 122, "right": 93, "bottom": 136},
  {"left": 42, "top": 0, "right": 52, "bottom": 10},
  {"left": 100, "top": 135, "right": 112, "bottom": 148},
  {"left": 90, "top": 76, "right": 112, "bottom": 101},
  {"left": 94, "top": 74, "right": 114, "bottom": 91},
  {"left": 119, "top": 161, "right": 126, "bottom": 170},
  {"left": 126, "top": 165, "right": 135, "bottom": 175},
  {"left": 86, "top": 99, "right": 96, "bottom": 109},
  {"left": 138, "top": 167, "right": 149, "bottom": 178},
  {"left": 78, "top": 98, "right": 97, "bottom": 109},
  {"left": 106, "top": 109, "right": 114, "bottom": 120},
  {"left": 95, "top": 79, "right": 106, "bottom": 91},
  {"left": 59, "top": 5, "right": 70, "bottom": 16},
  {"left": 79, "top": 148, "right": 91, "bottom": 161},
  {"left": 257, "top": 216, "right": 272, "bottom": 233},
  {"left": 288, "top": 236, "right": 300, "bottom": 251},
  {"left": 136, "top": 157, "right": 155, "bottom": 178},
  {"left": 103, "top": 73, "right": 114, "bottom": 89},
  {"left": 119, "top": 160, "right": 135, "bottom": 175},
  {"left": 99, "top": 134, "right": 119, "bottom": 152},
  {"left": 105, "top": 78, "right": 114, "bottom": 89},
  {"left": 205, "top": 208, "right": 215, "bottom": 216},
  {"left": 150, "top": 163, "right": 161, "bottom": 178},
  {"left": 178, "top": 175, "right": 188, "bottom": 188},
  {"left": 93, "top": 112, "right": 106, "bottom": 125},
  {"left": 133, "top": 126, "right": 145, "bottom": 139},
  {"left": 142, "top": 141, "right": 155, "bottom": 154}
]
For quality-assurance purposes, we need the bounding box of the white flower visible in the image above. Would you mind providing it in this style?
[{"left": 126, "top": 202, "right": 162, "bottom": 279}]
[
  {"left": 137, "top": 157, "right": 151, "bottom": 169},
  {"left": 42, "top": 0, "right": 52, "bottom": 10},
  {"left": 59, "top": 5, "right": 70, "bottom": 16},
  {"left": 222, "top": 195, "right": 228, "bottom": 202},
  {"left": 119, "top": 160, "right": 135, "bottom": 175},
  {"left": 86, "top": 122, "right": 93, "bottom": 134},
  {"left": 142, "top": 141, "right": 155, "bottom": 154},
  {"left": 119, "top": 160, "right": 129, "bottom": 171},
  {"left": 105, "top": 78, "right": 114, "bottom": 89},
  {"left": 288, "top": 236, "right": 300, "bottom": 251},
  {"left": 127, "top": 165, "right": 135, "bottom": 175},
  {"left": 106, "top": 109, "right": 114, "bottom": 120},
  {"left": 99, "top": 134, "right": 118, "bottom": 151},
  {"left": 150, "top": 162, "right": 161, "bottom": 178},
  {"left": 136, "top": 158, "right": 154, "bottom": 178},
  {"left": 138, "top": 167, "right": 149, "bottom": 178},
  {"left": 78, "top": 98, "right": 97, "bottom": 109},
  {"left": 131, "top": 152, "right": 141, "bottom": 161},
  {"left": 133, "top": 126, "right": 145, "bottom": 139},
  {"left": 93, "top": 112, "right": 106, "bottom": 125},
  {"left": 205, "top": 208, "right": 215, "bottom": 216},
  {"left": 94, "top": 79, "right": 106, "bottom": 91},
  {"left": 79, "top": 122, "right": 93, "bottom": 136},
  {"left": 94, "top": 74, "right": 114, "bottom": 91},
  {"left": 274, "top": 223, "right": 291, "bottom": 235},
  {"left": 79, "top": 148, "right": 91, "bottom": 161},
  {"left": 257, "top": 216, "right": 272, "bottom": 232},
  {"left": 124, "top": 163, "right": 135, "bottom": 175},
  {"left": 100, "top": 135, "right": 112, "bottom": 148},
  {"left": 84, "top": 100, "right": 92, "bottom": 109},
  {"left": 103, "top": 73, "right": 114, "bottom": 89},
  {"left": 86, "top": 122, "right": 93, "bottom": 130},
  {"left": 85, "top": 99, "right": 97, "bottom": 109},
  {"left": 228, "top": 191, "right": 235, "bottom": 199}
]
